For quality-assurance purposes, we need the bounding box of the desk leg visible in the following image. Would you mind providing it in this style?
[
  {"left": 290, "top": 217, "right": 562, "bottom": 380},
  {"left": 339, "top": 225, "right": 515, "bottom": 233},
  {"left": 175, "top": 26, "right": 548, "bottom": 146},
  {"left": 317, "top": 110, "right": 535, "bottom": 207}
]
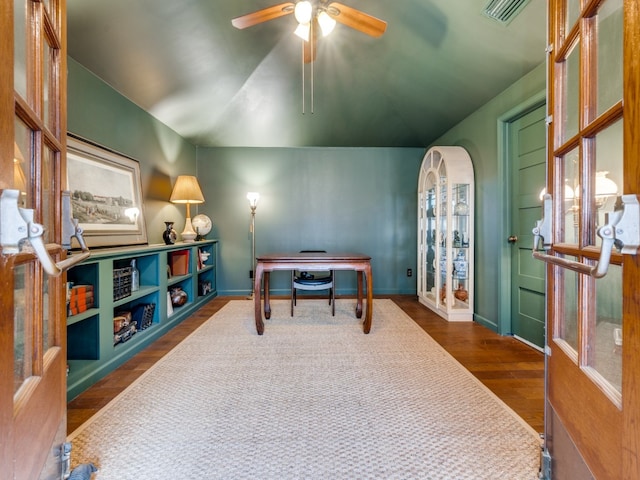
[
  {"left": 254, "top": 265, "right": 264, "bottom": 335},
  {"left": 264, "top": 272, "right": 271, "bottom": 319},
  {"left": 363, "top": 265, "right": 373, "bottom": 334},
  {"left": 355, "top": 271, "right": 363, "bottom": 318}
]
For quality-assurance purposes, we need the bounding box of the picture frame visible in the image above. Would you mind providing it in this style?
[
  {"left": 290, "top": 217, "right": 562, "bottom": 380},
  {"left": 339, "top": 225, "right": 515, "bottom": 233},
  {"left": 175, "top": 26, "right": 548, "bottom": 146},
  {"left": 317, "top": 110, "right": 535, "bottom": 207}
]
[{"left": 66, "top": 135, "right": 148, "bottom": 248}]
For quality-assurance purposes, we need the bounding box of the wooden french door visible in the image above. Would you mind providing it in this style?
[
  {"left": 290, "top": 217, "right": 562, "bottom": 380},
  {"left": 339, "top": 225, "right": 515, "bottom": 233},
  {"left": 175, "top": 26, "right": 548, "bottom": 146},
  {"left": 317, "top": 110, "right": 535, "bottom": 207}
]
[
  {"left": 543, "top": 0, "right": 640, "bottom": 478},
  {"left": 1, "top": 1, "right": 69, "bottom": 479}
]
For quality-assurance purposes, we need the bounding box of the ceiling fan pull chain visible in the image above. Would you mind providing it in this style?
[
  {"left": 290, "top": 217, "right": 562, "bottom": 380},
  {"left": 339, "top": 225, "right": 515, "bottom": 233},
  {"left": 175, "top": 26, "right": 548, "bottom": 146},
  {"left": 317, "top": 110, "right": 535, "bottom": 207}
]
[
  {"left": 311, "top": 20, "right": 314, "bottom": 114},
  {"left": 301, "top": 40, "right": 305, "bottom": 114}
]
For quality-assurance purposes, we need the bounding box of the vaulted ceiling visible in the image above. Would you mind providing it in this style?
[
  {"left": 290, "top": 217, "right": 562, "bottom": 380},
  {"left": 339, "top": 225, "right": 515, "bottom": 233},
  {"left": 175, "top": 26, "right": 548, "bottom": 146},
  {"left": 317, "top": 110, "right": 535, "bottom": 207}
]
[{"left": 66, "top": 0, "right": 546, "bottom": 148}]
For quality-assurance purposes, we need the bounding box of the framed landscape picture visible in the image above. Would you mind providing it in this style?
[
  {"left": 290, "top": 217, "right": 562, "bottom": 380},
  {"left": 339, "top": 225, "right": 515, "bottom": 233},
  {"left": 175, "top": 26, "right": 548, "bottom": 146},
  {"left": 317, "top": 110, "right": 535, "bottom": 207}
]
[{"left": 66, "top": 135, "right": 147, "bottom": 248}]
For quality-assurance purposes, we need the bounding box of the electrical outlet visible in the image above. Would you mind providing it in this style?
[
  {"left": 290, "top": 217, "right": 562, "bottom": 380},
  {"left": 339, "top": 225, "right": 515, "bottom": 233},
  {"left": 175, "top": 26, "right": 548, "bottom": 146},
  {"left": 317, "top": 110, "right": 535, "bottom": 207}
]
[
  {"left": 407, "top": 268, "right": 412, "bottom": 277},
  {"left": 249, "top": 270, "right": 253, "bottom": 279}
]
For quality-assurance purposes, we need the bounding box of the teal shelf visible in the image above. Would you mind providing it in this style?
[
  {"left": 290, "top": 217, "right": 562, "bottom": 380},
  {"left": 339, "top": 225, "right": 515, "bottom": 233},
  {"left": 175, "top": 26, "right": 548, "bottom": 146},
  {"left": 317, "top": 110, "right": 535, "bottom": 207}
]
[
  {"left": 67, "top": 308, "right": 100, "bottom": 326},
  {"left": 66, "top": 240, "right": 218, "bottom": 401}
]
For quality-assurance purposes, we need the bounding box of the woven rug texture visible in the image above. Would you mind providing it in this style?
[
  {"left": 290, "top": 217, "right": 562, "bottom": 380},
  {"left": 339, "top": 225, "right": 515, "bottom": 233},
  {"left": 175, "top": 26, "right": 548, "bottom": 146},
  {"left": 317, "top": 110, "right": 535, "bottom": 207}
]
[{"left": 68, "top": 299, "right": 541, "bottom": 479}]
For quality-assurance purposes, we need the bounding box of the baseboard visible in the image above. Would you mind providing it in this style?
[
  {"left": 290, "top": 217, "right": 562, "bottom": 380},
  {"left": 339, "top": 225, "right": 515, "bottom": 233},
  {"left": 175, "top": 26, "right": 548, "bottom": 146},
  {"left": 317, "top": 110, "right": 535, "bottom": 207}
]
[
  {"left": 474, "top": 313, "right": 498, "bottom": 332},
  {"left": 217, "top": 288, "right": 417, "bottom": 296}
]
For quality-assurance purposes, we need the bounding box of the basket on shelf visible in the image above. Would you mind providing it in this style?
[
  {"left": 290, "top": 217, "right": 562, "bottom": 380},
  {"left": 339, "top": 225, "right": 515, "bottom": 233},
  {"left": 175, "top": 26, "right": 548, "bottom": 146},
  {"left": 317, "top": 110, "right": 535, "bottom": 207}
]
[
  {"left": 131, "top": 303, "right": 156, "bottom": 331},
  {"left": 113, "top": 267, "right": 133, "bottom": 301}
]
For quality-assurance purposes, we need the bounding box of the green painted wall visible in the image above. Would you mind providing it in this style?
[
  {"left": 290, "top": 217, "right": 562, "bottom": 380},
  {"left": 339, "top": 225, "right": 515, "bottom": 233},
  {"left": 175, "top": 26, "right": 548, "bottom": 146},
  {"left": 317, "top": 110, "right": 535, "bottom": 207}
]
[
  {"left": 196, "top": 147, "right": 423, "bottom": 295},
  {"left": 67, "top": 58, "right": 197, "bottom": 245},
  {"left": 429, "top": 61, "right": 547, "bottom": 332},
  {"left": 67, "top": 55, "right": 548, "bottom": 332}
]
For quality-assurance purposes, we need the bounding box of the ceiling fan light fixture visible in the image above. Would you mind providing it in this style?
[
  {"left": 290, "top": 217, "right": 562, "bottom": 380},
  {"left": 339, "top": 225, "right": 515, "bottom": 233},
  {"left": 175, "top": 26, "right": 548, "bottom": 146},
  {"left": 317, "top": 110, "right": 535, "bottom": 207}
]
[
  {"left": 317, "top": 11, "right": 336, "bottom": 37},
  {"left": 294, "top": 1, "right": 313, "bottom": 24},
  {"left": 294, "top": 22, "right": 310, "bottom": 41}
]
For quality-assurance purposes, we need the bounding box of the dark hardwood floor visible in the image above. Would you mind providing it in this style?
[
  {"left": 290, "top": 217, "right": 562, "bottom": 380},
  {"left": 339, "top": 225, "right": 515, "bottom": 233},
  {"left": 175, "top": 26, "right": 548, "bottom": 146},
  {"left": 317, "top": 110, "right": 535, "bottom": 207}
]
[{"left": 67, "top": 295, "right": 545, "bottom": 435}]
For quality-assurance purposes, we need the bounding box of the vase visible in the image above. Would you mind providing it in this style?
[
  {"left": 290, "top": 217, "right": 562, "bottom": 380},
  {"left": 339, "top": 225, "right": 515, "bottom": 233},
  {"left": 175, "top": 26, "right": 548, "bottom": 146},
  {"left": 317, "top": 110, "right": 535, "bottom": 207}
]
[
  {"left": 454, "top": 200, "right": 469, "bottom": 216},
  {"left": 453, "top": 250, "right": 467, "bottom": 279},
  {"left": 163, "top": 222, "right": 177, "bottom": 245},
  {"left": 170, "top": 287, "right": 188, "bottom": 307},
  {"left": 440, "top": 284, "right": 447, "bottom": 303},
  {"left": 454, "top": 284, "right": 469, "bottom": 302}
]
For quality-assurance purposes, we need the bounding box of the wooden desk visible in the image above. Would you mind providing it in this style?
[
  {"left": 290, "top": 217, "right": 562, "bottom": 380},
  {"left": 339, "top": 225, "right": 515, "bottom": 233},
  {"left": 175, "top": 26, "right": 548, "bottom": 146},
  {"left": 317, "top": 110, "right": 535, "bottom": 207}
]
[{"left": 253, "top": 252, "right": 373, "bottom": 335}]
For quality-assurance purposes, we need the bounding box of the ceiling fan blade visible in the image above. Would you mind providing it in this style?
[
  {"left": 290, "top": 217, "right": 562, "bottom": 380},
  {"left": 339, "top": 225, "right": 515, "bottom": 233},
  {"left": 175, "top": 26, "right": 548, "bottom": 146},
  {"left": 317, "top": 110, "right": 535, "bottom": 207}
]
[
  {"left": 231, "top": 2, "right": 295, "bottom": 30},
  {"left": 326, "top": 2, "right": 387, "bottom": 38}
]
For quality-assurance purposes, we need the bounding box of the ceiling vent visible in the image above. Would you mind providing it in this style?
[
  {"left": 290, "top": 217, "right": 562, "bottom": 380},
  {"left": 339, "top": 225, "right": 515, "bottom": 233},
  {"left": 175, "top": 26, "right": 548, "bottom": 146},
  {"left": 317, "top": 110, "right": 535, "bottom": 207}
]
[{"left": 482, "top": 0, "right": 532, "bottom": 25}]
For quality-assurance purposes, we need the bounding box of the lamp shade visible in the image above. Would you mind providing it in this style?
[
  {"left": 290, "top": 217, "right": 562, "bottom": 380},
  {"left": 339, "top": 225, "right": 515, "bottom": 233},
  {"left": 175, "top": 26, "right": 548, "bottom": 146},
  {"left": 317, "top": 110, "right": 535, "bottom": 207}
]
[
  {"left": 317, "top": 11, "right": 336, "bottom": 36},
  {"left": 294, "top": 1, "right": 313, "bottom": 24},
  {"left": 170, "top": 175, "right": 204, "bottom": 204},
  {"left": 170, "top": 175, "right": 205, "bottom": 242},
  {"left": 294, "top": 22, "right": 311, "bottom": 41},
  {"left": 247, "top": 191, "right": 260, "bottom": 208}
]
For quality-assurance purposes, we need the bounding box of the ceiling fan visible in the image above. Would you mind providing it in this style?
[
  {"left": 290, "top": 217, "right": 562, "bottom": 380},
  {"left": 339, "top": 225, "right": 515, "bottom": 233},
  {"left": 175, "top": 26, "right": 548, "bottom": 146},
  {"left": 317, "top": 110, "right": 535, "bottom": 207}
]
[{"left": 231, "top": 1, "right": 387, "bottom": 63}]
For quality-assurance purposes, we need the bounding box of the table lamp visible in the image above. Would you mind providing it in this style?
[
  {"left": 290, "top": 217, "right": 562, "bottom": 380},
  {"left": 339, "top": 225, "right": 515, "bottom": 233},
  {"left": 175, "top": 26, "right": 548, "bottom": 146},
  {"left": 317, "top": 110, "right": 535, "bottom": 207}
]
[{"left": 170, "top": 175, "right": 205, "bottom": 242}]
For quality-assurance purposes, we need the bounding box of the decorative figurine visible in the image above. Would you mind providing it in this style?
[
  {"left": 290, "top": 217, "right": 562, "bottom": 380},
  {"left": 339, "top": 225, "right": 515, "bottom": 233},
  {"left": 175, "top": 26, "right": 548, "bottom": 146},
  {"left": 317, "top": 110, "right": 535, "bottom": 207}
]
[{"left": 453, "top": 230, "right": 461, "bottom": 247}]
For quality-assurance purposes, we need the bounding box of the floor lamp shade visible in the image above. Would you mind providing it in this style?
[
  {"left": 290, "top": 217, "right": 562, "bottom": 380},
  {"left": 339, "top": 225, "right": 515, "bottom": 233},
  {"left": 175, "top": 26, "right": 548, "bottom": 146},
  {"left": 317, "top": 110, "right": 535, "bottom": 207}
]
[{"left": 170, "top": 175, "right": 205, "bottom": 242}]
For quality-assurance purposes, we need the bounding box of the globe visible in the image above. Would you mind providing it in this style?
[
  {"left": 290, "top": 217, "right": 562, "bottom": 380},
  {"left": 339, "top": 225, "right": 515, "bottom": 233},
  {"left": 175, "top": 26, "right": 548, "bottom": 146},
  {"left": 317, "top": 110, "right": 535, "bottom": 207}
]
[{"left": 191, "top": 214, "right": 212, "bottom": 238}]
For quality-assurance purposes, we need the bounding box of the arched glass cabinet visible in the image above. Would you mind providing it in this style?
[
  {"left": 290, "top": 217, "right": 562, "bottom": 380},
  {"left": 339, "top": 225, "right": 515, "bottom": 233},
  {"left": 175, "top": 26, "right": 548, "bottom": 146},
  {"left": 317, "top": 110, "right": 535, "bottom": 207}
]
[{"left": 418, "top": 146, "right": 474, "bottom": 321}]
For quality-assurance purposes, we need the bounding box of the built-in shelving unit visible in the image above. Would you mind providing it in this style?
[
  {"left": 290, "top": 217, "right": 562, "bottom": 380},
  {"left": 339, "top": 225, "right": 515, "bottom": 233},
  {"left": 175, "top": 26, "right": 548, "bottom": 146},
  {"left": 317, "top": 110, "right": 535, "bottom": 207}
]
[
  {"left": 66, "top": 240, "right": 218, "bottom": 400},
  {"left": 418, "top": 146, "right": 474, "bottom": 321}
]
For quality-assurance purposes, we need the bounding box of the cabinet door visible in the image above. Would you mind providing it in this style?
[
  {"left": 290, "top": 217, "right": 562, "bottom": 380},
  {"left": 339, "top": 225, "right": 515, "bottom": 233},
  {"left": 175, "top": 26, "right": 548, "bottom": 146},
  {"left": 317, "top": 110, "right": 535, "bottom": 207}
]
[{"left": 451, "top": 183, "right": 470, "bottom": 306}]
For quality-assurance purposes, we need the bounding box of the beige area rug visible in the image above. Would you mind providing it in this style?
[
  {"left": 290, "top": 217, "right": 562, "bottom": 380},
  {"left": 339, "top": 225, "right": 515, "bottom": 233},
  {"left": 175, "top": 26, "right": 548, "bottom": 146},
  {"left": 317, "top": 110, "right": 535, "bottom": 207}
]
[{"left": 68, "top": 299, "right": 541, "bottom": 479}]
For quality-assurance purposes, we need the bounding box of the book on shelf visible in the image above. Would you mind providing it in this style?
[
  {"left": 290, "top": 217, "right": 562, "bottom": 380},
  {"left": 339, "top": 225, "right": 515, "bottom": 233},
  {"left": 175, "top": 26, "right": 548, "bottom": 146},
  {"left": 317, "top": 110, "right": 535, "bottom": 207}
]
[{"left": 67, "top": 284, "right": 95, "bottom": 316}]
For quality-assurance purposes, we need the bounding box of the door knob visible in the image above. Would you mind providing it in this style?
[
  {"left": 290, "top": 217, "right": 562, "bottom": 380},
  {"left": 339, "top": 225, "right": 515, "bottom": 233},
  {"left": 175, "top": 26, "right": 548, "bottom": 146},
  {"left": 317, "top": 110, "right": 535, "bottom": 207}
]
[{"left": 508, "top": 235, "right": 518, "bottom": 243}]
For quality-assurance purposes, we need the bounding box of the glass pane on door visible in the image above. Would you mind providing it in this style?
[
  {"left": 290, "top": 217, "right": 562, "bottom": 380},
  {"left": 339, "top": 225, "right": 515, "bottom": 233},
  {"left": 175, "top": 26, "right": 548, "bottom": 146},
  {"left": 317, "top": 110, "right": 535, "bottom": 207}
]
[
  {"left": 14, "top": 263, "right": 31, "bottom": 395},
  {"left": 559, "top": 259, "right": 579, "bottom": 356},
  {"left": 14, "top": 0, "right": 27, "bottom": 99},
  {"left": 562, "top": 41, "right": 580, "bottom": 143},
  {"left": 597, "top": 0, "right": 623, "bottom": 116},
  {"left": 593, "top": 263, "right": 622, "bottom": 396},
  {"left": 42, "top": 145, "right": 56, "bottom": 243},
  {"left": 14, "top": 119, "right": 31, "bottom": 208},
  {"left": 563, "top": 149, "right": 580, "bottom": 244},
  {"left": 43, "top": 38, "right": 51, "bottom": 130},
  {"left": 566, "top": 0, "right": 581, "bottom": 31},
  {"left": 593, "top": 120, "right": 623, "bottom": 246},
  {"left": 43, "top": 269, "right": 55, "bottom": 352}
]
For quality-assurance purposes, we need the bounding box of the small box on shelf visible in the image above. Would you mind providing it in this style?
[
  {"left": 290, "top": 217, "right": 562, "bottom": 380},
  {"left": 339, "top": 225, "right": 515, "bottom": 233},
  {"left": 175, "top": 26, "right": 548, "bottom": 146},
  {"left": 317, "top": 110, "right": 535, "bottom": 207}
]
[{"left": 169, "top": 250, "right": 190, "bottom": 276}]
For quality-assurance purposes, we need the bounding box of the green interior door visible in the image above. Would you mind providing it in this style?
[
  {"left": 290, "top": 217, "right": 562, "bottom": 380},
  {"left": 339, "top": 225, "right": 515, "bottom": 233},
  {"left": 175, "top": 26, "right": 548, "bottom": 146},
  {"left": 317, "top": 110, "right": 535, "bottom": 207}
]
[{"left": 509, "top": 104, "right": 546, "bottom": 349}]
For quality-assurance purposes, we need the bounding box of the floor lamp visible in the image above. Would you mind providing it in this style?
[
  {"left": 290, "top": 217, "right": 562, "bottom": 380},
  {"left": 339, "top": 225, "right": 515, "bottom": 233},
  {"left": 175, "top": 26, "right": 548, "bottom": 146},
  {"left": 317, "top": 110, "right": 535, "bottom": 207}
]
[{"left": 247, "top": 192, "right": 259, "bottom": 298}]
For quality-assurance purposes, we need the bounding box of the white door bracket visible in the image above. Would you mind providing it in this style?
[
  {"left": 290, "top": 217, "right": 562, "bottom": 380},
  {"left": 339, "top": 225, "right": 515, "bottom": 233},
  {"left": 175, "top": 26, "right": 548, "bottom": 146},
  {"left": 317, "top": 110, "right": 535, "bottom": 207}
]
[
  {"left": 0, "top": 189, "right": 90, "bottom": 276},
  {"left": 532, "top": 193, "right": 640, "bottom": 278}
]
